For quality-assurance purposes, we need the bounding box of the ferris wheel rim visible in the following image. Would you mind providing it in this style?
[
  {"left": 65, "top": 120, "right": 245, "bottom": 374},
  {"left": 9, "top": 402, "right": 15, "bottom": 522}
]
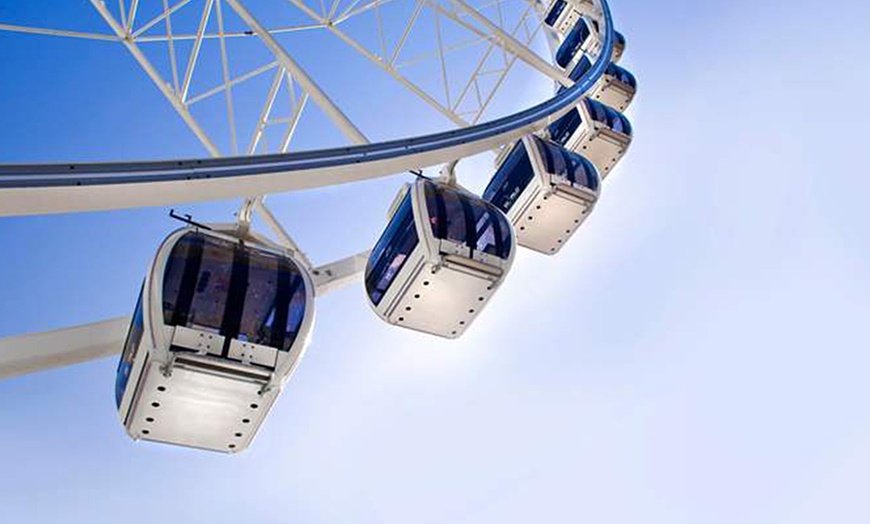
[{"left": 0, "top": 0, "right": 616, "bottom": 217}]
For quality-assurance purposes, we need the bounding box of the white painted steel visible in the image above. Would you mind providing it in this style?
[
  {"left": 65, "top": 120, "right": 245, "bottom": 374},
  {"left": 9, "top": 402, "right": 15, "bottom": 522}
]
[
  {"left": 0, "top": 0, "right": 615, "bottom": 219},
  {"left": 442, "top": 0, "right": 572, "bottom": 87},
  {"left": 0, "top": 0, "right": 619, "bottom": 380},
  {"left": 0, "top": 317, "right": 129, "bottom": 380},
  {"left": 224, "top": 0, "right": 369, "bottom": 146}
]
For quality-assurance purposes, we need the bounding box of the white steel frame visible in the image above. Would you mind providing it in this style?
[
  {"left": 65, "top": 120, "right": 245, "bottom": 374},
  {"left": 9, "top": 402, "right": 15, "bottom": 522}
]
[{"left": 0, "top": 0, "right": 617, "bottom": 379}]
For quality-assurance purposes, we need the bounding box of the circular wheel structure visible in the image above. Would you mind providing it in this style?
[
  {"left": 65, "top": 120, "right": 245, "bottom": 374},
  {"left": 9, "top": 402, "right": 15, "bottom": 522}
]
[
  {"left": 0, "top": 0, "right": 619, "bottom": 215},
  {"left": 0, "top": 0, "right": 635, "bottom": 451}
]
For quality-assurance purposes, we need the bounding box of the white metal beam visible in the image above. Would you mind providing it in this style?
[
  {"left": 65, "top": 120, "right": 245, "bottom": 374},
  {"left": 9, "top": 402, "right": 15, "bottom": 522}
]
[
  {"left": 432, "top": 0, "right": 572, "bottom": 87},
  {"left": 90, "top": 0, "right": 221, "bottom": 156},
  {"left": 224, "top": 0, "right": 369, "bottom": 145},
  {"left": 215, "top": 0, "right": 240, "bottom": 155},
  {"left": 0, "top": 23, "right": 118, "bottom": 41},
  {"left": 252, "top": 198, "right": 314, "bottom": 270},
  {"left": 284, "top": 0, "right": 468, "bottom": 128},
  {"left": 311, "top": 251, "right": 371, "bottom": 296},
  {"left": 180, "top": 0, "right": 214, "bottom": 102},
  {"left": 0, "top": 317, "right": 128, "bottom": 380}
]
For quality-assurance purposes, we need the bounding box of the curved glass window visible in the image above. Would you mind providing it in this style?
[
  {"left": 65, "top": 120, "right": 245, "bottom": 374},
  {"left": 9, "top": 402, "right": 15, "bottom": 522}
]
[
  {"left": 530, "top": 136, "right": 599, "bottom": 192},
  {"left": 585, "top": 99, "right": 633, "bottom": 136},
  {"left": 424, "top": 181, "right": 512, "bottom": 260},
  {"left": 162, "top": 231, "right": 308, "bottom": 353},
  {"left": 548, "top": 108, "right": 583, "bottom": 146},
  {"left": 605, "top": 63, "right": 636, "bottom": 89},
  {"left": 483, "top": 141, "right": 535, "bottom": 213},
  {"left": 365, "top": 192, "right": 419, "bottom": 306},
  {"left": 116, "top": 283, "right": 144, "bottom": 408},
  {"left": 615, "top": 30, "right": 626, "bottom": 47},
  {"left": 570, "top": 55, "right": 593, "bottom": 83},
  {"left": 544, "top": 0, "right": 566, "bottom": 27},
  {"left": 557, "top": 56, "right": 592, "bottom": 95},
  {"left": 555, "top": 19, "right": 591, "bottom": 68}
]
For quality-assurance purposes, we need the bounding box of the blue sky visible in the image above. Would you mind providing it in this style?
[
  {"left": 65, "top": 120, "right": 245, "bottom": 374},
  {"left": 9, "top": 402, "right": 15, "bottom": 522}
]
[{"left": 1, "top": 0, "right": 869, "bottom": 522}]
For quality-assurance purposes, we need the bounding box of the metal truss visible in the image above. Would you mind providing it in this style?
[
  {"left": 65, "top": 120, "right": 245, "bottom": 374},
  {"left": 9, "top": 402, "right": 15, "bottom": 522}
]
[
  {"left": 0, "top": 0, "right": 617, "bottom": 379},
  {"left": 1, "top": 0, "right": 563, "bottom": 155}
]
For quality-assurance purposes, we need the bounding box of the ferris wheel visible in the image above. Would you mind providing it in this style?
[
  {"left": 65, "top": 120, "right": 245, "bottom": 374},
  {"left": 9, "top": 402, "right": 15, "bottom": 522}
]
[{"left": 0, "top": 0, "right": 636, "bottom": 453}]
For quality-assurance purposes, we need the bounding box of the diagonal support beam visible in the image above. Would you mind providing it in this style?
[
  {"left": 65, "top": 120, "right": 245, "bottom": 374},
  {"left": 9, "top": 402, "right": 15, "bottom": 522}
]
[
  {"left": 311, "top": 251, "right": 371, "bottom": 296},
  {"left": 180, "top": 0, "right": 215, "bottom": 102},
  {"left": 90, "top": 0, "right": 221, "bottom": 156},
  {"left": 0, "top": 317, "right": 129, "bottom": 380},
  {"left": 226, "top": 0, "right": 368, "bottom": 244},
  {"left": 285, "top": 0, "right": 468, "bottom": 127},
  {"left": 0, "top": 23, "right": 118, "bottom": 41},
  {"left": 224, "top": 0, "right": 368, "bottom": 145},
  {"left": 433, "top": 0, "right": 572, "bottom": 87}
]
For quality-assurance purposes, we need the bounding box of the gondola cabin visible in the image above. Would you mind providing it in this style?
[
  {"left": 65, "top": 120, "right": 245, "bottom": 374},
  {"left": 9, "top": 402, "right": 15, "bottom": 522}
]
[
  {"left": 613, "top": 30, "right": 626, "bottom": 63},
  {"left": 584, "top": 19, "right": 626, "bottom": 64},
  {"left": 554, "top": 16, "right": 597, "bottom": 69},
  {"left": 560, "top": 55, "right": 637, "bottom": 112},
  {"left": 547, "top": 98, "right": 633, "bottom": 177},
  {"left": 484, "top": 136, "right": 600, "bottom": 255},
  {"left": 544, "top": 0, "right": 595, "bottom": 37},
  {"left": 365, "top": 180, "right": 515, "bottom": 339},
  {"left": 115, "top": 226, "right": 315, "bottom": 453}
]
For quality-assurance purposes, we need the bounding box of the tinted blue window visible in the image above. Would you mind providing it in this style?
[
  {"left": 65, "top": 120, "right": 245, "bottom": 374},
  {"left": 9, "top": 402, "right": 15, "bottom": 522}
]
[
  {"left": 570, "top": 56, "right": 593, "bottom": 82},
  {"left": 483, "top": 141, "right": 535, "bottom": 213},
  {"left": 615, "top": 30, "right": 626, "bottom": 47},
  {"left": 426, "top": 181, "right": 512, "bottom": 259},
  {"left": 605, "top": 63, "right": 636, "bottom": 89},
  {"left": 116, "top": 283, "right": 144, "bottom": 408},
  {"left": 365, "top": 192, "right": 419, "bottom": 306},
  {"left": 544, "top": 0, "right": 566, "bottom": 26},
  {"left": 548, "top": 108, "right": 583, "bottom": 145},
  {"left": 555, "top": 20, "right": 591, "bottom": 67},
  {"left": 237, "top": 252, "right": 307, "bottom": 352},
  {"left": 531, "top": 136, "right": 600, "bottom": 192},
  {"left": 557, "top": 56, "right": 593, "bottom": 95},
  {"left": 613, "top": 31, "right": 626, "bottom": 61},
  {"left": 585, "top": 99, "right": 632, "bottom": 136},
  {"left": 162, "top": 231, "right": 309, "bottom": 353}
]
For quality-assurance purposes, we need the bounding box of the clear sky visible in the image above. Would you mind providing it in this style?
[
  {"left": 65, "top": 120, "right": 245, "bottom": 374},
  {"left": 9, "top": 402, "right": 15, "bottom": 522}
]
[{"left": 1, "top": 0, "right": 869, "bottom": 522}]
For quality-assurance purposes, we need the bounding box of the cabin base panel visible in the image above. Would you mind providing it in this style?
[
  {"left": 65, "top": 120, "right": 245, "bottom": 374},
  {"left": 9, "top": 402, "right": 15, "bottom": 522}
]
[
  {"left": 515, "top": 191, "right": 592, "bottom": 255},
  {"left": 576, "top": 134, "right": 625, "bottom": 178},
  {"left": 125, "top": 361, "right": 275, "bottom": 453},
  {"left": 589, "top": 83, "right": 634, "bottom": 112},
  {"left": 386, "top": 263, "right": 500, "bottom": 339}
]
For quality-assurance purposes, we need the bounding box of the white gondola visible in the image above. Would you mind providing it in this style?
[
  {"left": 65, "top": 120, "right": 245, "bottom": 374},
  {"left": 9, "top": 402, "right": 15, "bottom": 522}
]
[
  {"left": 115, "top": 226, "right": 315, "bottom": 453},
  {"left": 547, "top": 97, "right": 633, "bottom": 177},
  {"left": 484, "top": 136, "right": 601, "bottom": 255},
  {"left": 544, "top": 0, "right": 595, "bottom": 36},
  {"left": 612, "top": 29, "right": 626, "bottom": 63},
  {"left": 584, "top": 19, "right": 627, "bottom": 63},
  {"left": 365, "top": 180, "right": 515, "bottom": 339},
  {"left": 560, "top": 55, "right": 636, "bottom": 111},
  {"left": 546, "top": 2, "right": 627, "bottom": 65},
  {"left": 554, "top": 15, "right": 598, "bottom": 70}
]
